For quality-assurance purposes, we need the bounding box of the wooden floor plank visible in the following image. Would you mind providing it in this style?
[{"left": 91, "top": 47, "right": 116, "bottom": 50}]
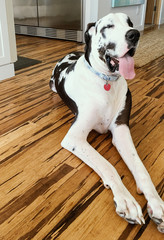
[{"left": 0, "top": 26, "right": 164, "bottom": 239}]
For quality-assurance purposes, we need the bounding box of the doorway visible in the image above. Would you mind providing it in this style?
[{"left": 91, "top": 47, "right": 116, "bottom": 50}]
[{"left": 145, "top": 0, "right": 162, "bottom": 28}]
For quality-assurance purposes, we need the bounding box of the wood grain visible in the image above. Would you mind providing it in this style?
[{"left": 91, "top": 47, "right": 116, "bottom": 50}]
[{"left": 0, "top": 27, "right": 164, "bottom": 240}]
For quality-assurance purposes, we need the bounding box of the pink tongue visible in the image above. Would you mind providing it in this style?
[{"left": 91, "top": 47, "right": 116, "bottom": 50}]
[{"left": 119, "top": 55, "right": 135, "bottom": 79}]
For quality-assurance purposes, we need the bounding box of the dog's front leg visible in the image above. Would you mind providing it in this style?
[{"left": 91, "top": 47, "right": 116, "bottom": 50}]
[
  {"left": 61, "top": 119, "right": 144, "bottom": 225},
  {"left": 111, "top": 124, "right": 164, "bottom": 233}
]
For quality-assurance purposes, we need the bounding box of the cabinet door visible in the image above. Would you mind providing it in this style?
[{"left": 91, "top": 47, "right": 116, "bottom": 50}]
[{"left": 0, "top": 0, "right": 11, "bottom": 65}]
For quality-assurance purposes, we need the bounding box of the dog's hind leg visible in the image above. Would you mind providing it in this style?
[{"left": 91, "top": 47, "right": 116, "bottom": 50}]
[
  {"left": 61, "top": 117, "right": 144, "bottom": 225},
  {"left": 111, "top": 124, "right": 164, "bottom": 233}
]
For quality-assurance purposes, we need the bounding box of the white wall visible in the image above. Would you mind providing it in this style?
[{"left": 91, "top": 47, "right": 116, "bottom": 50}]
[
  {"left": 159, "top": 0, "right": 164, "bottom": 24},
  {"left": 83, "top": 0, "right": 98, "bottom": 31}
]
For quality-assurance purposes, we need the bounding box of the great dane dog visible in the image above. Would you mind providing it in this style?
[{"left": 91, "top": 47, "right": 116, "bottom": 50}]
[{"left": 50, "top": 13, "right": 164, "bottom": 232}]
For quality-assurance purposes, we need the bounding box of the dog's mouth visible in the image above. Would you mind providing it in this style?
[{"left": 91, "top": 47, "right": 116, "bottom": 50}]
[{"left": 105, "top": 47, "right": 136, "bottom": 79}]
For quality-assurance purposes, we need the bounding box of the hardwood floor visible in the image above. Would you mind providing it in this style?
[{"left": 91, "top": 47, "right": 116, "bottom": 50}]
[{"left": 0, "top": 29, "right": 163, "bottom": 239}]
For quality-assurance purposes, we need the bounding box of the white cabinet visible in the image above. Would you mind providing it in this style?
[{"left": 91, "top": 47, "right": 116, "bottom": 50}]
[{"left": 0, "top": 0, "right": 17, "bottom": 81}]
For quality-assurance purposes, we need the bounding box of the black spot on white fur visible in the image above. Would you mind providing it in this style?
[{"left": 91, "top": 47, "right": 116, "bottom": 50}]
[
  {"left": 51, "top": 52, "right": 83, "bottom": 116},
  {"left": 115, "top": 89, "right": 132, "bottom": 126},
  {"left": 84, "top": 22, "right": 96, "bottom": 65},
  {"left": 127, "top": 17, "right": 133, "bottom": 27}
]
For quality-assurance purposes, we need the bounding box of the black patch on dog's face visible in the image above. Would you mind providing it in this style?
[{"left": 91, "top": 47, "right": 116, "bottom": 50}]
[
  {"left": 106, "top": 42, "right": 116, "bottom": 51},
  {"left": 98, "top": 50, "right": 106, "bottom": 63},
  {"left": 127, "top": 47, "right": 136, "bottom": 57},
  {"left": 98, "top": 46, "right": 106, "bottom": 58},
  {"left": 98, "top": 42, "right": 116, "bottom": 68},
  {"left": 115, "top": 89, "right": 132, "bottom": 126},
  {"left": 98, "top": 43, "right": 115, "bottom": 58},
  {"left": 127, "top": 17, "right": 133, "bottom": 27}
]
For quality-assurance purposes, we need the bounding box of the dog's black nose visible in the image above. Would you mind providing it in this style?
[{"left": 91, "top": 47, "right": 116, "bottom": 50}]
[{"left": 126, "top": 29, "right": 140, "bottom": 45}]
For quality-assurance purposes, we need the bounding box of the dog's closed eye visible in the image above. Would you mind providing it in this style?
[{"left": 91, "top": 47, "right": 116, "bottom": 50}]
[
  {"left": 101, "top": 24, "right": 114, "bottom": 32},
  {"left": 100, "top": 25, "right": 114, "bottom": 38}
]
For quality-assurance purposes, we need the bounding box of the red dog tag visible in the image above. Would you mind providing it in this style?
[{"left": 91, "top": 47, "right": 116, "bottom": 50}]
[{"left": 104, "top": 83, "right": 111, "bottom": 91}]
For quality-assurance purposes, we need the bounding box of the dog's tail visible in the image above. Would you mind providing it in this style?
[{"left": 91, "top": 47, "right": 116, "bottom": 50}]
[{"left": 49, "top": 70, "right": 57, "bottom": 93}]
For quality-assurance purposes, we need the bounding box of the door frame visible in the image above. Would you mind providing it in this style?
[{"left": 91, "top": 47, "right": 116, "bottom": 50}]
[{"left": 144, "top": 0, "right": 163, "bottom": 25}]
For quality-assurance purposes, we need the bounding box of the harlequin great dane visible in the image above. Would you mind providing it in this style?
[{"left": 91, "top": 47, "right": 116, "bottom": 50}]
[{"left": 50, "top": 13, "right": 164, "bottom": 232}]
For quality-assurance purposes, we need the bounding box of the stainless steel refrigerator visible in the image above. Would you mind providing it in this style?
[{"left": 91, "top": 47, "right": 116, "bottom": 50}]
[{"left": 13, "top": 0, "right": 83, "bottom": 42}]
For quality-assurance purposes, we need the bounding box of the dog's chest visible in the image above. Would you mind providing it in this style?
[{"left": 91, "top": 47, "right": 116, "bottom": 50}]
[
  {"left": 92, "top": 87, "right": 126, "bottom": 133},
  {"left": 65, "top": 63, "right": 128, "bottom": 133}
]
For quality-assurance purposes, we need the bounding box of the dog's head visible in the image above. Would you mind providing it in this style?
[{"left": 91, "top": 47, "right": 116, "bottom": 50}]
[{"left": 85, "top": 13, "right": 140, "bottom": 79}]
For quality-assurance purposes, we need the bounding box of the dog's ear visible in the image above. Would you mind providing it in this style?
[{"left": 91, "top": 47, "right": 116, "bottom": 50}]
[{"left": 84, "top": 22, "right": 96, "bottom": 44}]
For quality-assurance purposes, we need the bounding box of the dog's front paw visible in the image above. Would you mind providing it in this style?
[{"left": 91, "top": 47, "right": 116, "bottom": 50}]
[
  {"left": 114, "top": 192, "right": 145, "bottom": 225},
  {"left": 147, "top": 198, "right": 164, "bottom": 233}
]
